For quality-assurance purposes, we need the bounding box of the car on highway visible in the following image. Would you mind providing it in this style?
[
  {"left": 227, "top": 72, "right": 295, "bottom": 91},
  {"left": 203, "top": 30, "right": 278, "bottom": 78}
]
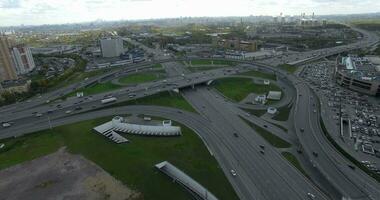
[
  {"left": 230, "top": 169, "right": 237, "bottom": 176},
  {"left": 348, "top": 165, "right": 356, "bottom": 170},
  {"left": 35, "top": 113, "right": 43, "bottom": 117},
  {"left": 307, "top": 192, "right": 316, "bottom": 199},
  {"left": 65, "top": 110, "right": 72, "bottom": 114},
  {"left": 2, "top": 122, "right": 11, "bottom": 128},
  {"left": 233, "top": 133, "right": 239, "bottom": 138}
]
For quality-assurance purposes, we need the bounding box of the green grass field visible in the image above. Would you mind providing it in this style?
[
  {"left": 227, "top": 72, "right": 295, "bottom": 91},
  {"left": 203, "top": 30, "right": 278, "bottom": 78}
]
[
  {"left": 65, "top": 68, "right": 116, "bottom": 85},
  {"left": 214, "top": 78, "right": 282, "bottom": 102},
  {"left": 187, "top": 60, "right": 236, "bottom": 66},
  {"left": 239, "top": 70, "right": 277, "bottom": 80},
  {"left": 279, "top": 64, "right": 298, "bottom": 73},
  {"left": 153, "top": 63, "right": 163, "bottom": 68},
  {"left": 281, "top": 152, "right": 309, "bottom": 178},
  {"left": 272, "top": 104, "right": 292, "bottom": 121},
  {"left": 243, "top": 109, "right": 267, "bottom": 117},
  {"left": 111, "top": 91, "right": 197, "bottom": 113},
  {"left": 242, "top": 118, "right": 291, "bottom": 148},
  {"left": 270, "top": 123, "right": 288, "bottom": 133},
  {"left": 0, "top": 117, "right": 238, "bottom": 200},
  {"left": 118, "top": 72, "right": 164, "bottom": 85},
  {"left": 188, "top": 66, "right": 224, "bottom": 72},
  {"left": 77, "top": 81, "right": 122, "bottom": 96}
]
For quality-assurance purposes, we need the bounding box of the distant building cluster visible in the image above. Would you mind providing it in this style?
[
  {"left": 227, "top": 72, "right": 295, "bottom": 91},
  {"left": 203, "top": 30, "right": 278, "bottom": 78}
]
[
  {"left": 212, "top": 36, "right": 258, "bottom": 52},
  {"left": 335, "top": 55, "right": 380, "bottom": 96},
  {"left": 298, "top": 13, "right": 327, "bottom": 27},
  {"left": 272, "top": 12, "right": 327, "bottom": 27}
]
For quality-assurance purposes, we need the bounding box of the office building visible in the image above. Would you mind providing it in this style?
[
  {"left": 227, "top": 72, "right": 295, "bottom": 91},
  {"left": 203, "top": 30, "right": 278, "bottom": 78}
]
[
  {"left": 0, "top": 35, "right": 18, "bottom": 81},
  {"left": 100, "top": 37, "right": 124, "bottom": 58},
  {"left": 11, "top": 44, "right": 35, "bottom": 75}
]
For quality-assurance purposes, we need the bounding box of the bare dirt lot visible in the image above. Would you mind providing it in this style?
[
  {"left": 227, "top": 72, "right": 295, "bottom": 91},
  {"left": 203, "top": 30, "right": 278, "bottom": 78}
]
[{"left": 0, "top": 147, "right": 141, "bottom": 200}]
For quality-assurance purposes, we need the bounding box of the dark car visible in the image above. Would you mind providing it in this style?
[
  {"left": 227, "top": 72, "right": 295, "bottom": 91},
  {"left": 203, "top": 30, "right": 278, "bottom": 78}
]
[{"left": 348, "top": 165, "right": 356, "bottom": 170}]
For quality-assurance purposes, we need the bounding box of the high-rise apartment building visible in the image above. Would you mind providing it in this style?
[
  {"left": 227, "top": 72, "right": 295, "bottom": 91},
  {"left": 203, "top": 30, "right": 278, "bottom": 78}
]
[
  {"left": 100, "top": 37, "right": 124, "bottom": 58},
  {"left": 0, "top": 36, "right": 18, "bottom": 81},
  {"left": 11, "top": 44, "right": 35, "bottom": 75}
]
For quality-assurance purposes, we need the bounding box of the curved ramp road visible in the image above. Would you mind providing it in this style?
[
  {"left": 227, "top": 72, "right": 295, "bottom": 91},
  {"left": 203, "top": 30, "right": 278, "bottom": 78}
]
[{"left": 0, "top": 105, "right": 328, "bottom": 200}]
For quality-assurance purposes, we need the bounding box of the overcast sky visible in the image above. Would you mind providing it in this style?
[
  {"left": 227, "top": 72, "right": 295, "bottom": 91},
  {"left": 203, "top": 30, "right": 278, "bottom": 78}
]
[{"left": 1, "top": 0, "right": 379, "bottom": 26}]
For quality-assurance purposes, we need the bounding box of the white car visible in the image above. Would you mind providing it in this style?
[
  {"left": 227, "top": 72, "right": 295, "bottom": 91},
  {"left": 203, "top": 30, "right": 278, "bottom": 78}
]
[
  {"left": 65, "top": 110, "right": 72, "bottom": 114},
  {"left": 2, "top": 122, "right": 11, "bottom": 128},
  {"left": 307, "top": 192, "right": 316, "bottom": 199},
  {"left": 230, "top": 169, "right": 237, "bottom": 176}
]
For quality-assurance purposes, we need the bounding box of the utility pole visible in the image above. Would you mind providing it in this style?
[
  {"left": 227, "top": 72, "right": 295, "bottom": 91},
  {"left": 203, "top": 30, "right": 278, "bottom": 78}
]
[{"left": 48, "top": 116, "right": 52, "bottom": 130}]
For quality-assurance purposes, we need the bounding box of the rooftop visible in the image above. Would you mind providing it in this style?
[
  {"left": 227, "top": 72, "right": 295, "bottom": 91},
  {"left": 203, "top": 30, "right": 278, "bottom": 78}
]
[{"left": 339, "top": 55, "right": 380, "bottom": 82}]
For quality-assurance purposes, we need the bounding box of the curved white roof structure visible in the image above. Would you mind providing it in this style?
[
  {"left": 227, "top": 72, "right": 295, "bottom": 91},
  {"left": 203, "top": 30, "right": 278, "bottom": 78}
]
[{"left": 93, "top": 116, "right": 181, "bottom": 143}]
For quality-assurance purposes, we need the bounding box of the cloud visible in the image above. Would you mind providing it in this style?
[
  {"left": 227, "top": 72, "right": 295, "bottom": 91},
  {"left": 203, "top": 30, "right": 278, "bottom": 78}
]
[
  {"left": 86, "top": 0, "right": 103, "bottom": 4},
  {"left": 0, "top": 0, "right": 21, "bottom": 8},
  {"left": 29, "top": 3, "right": 57, "bottom": 14}
]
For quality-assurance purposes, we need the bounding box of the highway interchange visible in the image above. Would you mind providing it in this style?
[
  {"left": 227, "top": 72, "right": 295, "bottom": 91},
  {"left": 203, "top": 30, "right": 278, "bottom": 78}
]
[{"left": 1, "top": 26, "right": 380, "bottom": 200}]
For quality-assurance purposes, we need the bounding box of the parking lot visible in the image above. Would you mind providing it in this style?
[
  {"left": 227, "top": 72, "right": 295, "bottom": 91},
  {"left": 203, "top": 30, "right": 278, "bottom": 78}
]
[{"left": 300, "top": 60, "right": 380, "bottom": 173}]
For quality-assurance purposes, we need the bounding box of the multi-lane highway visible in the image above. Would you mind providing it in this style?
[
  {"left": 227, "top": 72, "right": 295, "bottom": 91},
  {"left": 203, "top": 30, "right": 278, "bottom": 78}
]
[{"left": 1, "top": 26, "right": 380, "bottom": 200}]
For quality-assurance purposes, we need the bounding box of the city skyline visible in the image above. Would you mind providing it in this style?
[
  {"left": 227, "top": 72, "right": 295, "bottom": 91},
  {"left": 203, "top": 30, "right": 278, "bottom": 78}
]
[{"left": 1, "top": 0, "right": 380, "bottom": 26}]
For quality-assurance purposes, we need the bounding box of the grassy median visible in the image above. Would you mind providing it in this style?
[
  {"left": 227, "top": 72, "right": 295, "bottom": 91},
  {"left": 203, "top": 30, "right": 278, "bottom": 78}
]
[
  {"left": 241, "top": 118, "right": 291, "bottom": 148},
  {"left": 188, "top": 66, "right": 225, "bottom": 72},
  {"left": 0, "top": 117, "right": 238, "bottom": 200},
  {"left": 186, "top": 60, "right": 236, "bottom": 66},
  {"left": 111, "top": 91, "right": 197, "bottom": 113},
  {"left": 281, "top": 152, "right": 309, "bottom": 178},
  {"left": 272, "top": 104, "right": 292, "bottom": 121},
  {"left": 239, "top": 70, "right": 277, "bottom": 80},
  {"left": 214, "top": 78, "right": 282, "bottom": 102},
  {"left": 118, "top": 72, "right": 164, "bottom": 85},
  {"left": 279, "top": 64, "right": 298, "bottom": 73},
  {"left": 78, "top": 81, "right": 122, "bottom": 96}
]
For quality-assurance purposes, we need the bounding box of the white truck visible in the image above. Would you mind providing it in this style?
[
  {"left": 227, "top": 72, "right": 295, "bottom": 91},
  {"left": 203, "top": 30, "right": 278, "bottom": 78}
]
[{"left": 101, "top": 97, "right": 117, "bottom": 104}]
